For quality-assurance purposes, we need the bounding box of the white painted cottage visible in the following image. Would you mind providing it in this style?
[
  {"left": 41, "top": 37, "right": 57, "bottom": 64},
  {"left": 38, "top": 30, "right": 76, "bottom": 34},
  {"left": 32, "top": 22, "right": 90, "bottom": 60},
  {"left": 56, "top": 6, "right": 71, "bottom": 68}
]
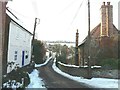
[{"left": 6, "top": 9, "right": 33, "bottom": 73}]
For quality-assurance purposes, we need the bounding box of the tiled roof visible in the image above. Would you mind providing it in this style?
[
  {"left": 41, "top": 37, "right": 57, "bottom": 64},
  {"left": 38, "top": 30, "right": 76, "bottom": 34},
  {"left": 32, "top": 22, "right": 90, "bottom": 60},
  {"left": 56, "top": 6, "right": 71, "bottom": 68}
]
[{"left": 78, "top": 23, "right": 119, "bottom": 47}]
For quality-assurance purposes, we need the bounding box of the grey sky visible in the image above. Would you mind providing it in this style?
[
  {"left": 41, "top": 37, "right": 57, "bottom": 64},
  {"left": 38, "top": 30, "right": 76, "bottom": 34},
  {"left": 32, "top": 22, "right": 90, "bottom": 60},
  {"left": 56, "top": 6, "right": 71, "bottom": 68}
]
[{"left": 7, "top": 0, "right": 119, "bottom": 42}]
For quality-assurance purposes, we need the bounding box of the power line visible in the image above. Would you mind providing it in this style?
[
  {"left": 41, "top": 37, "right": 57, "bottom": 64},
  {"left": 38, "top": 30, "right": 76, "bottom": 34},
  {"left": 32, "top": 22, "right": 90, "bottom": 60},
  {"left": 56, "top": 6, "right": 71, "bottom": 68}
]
[
  {"left": 70, "top": 0, "right": 85, "bottom": 25},
  {"left": 58, "top": 0, "right": 79, "bottom": 15},
  {"left": 66, "top": 0, "right": 85, "bottom": 32}
]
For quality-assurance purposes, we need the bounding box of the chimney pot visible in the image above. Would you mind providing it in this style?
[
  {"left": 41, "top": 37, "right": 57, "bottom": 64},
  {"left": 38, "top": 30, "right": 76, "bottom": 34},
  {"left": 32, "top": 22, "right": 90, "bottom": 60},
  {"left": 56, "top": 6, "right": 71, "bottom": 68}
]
[
  {"left": 77, "top": 29, "right": 78, "bottom": 33},
  {"left": 103, "top": 2, "right": 105, "bottom": 5},
  {"left": 107, "top": 2, "right": 110, "bottom": 5}
]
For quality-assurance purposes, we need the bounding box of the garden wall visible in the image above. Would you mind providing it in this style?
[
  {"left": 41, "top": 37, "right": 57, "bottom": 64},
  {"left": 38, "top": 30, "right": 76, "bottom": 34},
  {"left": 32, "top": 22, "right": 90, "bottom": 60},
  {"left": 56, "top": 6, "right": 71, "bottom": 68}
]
[{"left": 57, "top": 63, "right": 119, "bottom": 79}]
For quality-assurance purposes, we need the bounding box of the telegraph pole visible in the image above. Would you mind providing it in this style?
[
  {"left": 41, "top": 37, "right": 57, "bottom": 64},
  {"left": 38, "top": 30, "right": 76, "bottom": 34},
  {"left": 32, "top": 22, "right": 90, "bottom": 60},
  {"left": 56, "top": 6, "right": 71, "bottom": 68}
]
[
  {"left": 30, "top": 18, "right": 40, "bottom": 65},
  {"left": 75, "top": 29, "right": 79, "bottom": 66},
  {"left": 33, "top": 18, "right": 38, "bottom": 42},
  {"left": 87, "top": 0, "right": 91, "bottom": 79}
]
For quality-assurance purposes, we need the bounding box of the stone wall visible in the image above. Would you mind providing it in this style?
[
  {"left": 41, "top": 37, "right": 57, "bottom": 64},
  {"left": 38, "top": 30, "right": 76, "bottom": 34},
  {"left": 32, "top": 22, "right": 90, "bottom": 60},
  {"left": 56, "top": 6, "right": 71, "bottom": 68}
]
[{"left": 58, "top": 63, "right": 119, "bottom": 79}]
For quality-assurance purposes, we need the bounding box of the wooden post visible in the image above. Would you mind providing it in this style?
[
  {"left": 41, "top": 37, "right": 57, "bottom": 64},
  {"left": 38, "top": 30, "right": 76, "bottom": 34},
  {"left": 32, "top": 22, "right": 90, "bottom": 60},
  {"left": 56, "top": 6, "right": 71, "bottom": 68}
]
[
  {"left": 31, "top": 18, "right": 40, "bottom": 65},
  {"left": 87, "top": 0, "right": 92, "bottom": 79}
]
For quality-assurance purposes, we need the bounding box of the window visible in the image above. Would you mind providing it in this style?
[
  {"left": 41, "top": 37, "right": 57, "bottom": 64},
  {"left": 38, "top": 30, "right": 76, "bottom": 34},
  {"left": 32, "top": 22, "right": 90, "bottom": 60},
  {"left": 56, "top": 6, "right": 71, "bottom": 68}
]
[
  {"left": 14, "top": 51, "right": 18, "bottom": 60},
  {"left": 25, "top": 51, "right": 29, "bottom": 59},
  {"left": 14, "top": 55, "right": 17, "bottom": 60},
  {"left": 15, "top": 51, "right": 17, "bottom": 54}
]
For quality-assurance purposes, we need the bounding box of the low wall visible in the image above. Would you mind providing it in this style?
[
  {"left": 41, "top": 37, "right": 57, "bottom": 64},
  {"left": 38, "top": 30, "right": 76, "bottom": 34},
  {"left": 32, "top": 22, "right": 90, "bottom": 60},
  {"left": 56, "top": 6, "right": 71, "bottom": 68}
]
[{"left": 57, "top": 63, "right": 119, "bottom": 79}]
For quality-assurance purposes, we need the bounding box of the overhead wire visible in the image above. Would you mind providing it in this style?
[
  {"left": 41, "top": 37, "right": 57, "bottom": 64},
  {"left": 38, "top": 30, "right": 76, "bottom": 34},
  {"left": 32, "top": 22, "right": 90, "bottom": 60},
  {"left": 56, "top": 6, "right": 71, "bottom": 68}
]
[
  {"left": 70, "top": 0, "right": 85, "bottom": 25},
  {"left": 58, "top": 0, "right": 79, "bottom": 15},
  {"left": 66, "top": 0, "right": 86, "bottom": 32}
]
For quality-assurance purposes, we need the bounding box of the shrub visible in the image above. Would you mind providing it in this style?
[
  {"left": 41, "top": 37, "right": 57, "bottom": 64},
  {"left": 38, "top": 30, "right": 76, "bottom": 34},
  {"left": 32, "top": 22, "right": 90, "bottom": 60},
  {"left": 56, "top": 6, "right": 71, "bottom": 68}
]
[
  {"left": 33, "top": 39, "right": 46, "bottom": 64},
  {"left": 99, "top": 58, "right": 119, "bottom": 69}
]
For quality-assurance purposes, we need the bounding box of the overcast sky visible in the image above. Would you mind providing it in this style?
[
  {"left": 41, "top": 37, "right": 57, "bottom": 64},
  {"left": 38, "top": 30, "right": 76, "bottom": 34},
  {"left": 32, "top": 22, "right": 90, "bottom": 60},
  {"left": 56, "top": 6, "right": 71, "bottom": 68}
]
[{"left": 7, "top": 0, "right": 119, "bottom": 42}]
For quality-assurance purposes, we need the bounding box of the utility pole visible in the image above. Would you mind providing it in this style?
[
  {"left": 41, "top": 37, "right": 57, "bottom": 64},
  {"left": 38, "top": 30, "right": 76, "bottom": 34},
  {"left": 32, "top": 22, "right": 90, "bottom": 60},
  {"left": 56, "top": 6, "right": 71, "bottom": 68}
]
[
  {"left": 30, "top": 18, "right": 40, "bottom": 65},
  {"left": 33, "top": 18, "right": 38, "bottom": 42},
  {"left": 75, "top": 29, "right": 79, "bottom": 66},
  {"left": 87, "top": 0, "right": 91, "bottom": 79}
]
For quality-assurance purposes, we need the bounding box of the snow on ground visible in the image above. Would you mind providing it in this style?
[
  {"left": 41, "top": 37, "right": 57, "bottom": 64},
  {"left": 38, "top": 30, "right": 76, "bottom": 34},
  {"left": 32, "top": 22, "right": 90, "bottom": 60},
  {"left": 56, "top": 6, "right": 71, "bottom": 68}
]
[
  {"left": 58, "top": 61, "right": 101, "bottom": 69},
  {"left": 35, "top": 57, "right": 52, "bottom": 67},
  {"left": 52, "top": 59, "right": 119, "bottom": 88},
  {"left": 27, "top": 69, "right": 46, "bottom": 88},
  {"left": 58, "top": 61, "right": 79, "bottom": 68},
  {"left": 27, "top": 57, "right": 52, "bottom": 88}
]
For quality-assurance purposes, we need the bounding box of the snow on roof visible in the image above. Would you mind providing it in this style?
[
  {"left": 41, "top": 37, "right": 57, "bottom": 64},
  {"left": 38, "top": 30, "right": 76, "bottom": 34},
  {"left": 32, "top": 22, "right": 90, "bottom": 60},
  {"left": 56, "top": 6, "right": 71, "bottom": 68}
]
[{"left": 6, "top": 8, "right": 33, "bottom": 34}]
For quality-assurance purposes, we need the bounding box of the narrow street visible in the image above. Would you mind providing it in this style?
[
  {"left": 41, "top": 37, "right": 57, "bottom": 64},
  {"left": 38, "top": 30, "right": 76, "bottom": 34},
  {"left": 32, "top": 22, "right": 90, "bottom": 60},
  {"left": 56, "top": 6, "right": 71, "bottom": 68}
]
[{"left": 37, "top": 59, "right": 94, "bottom": 89}]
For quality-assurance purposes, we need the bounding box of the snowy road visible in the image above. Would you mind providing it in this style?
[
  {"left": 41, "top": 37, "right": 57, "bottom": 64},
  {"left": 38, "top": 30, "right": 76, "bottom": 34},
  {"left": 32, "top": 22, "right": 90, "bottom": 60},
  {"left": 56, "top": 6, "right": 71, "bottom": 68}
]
[
  {"left": 37, "top": 59, "right": 95, "bottom": 89},
  {"left": 27, "top": 57, "right": 118, "bottom": 90}
]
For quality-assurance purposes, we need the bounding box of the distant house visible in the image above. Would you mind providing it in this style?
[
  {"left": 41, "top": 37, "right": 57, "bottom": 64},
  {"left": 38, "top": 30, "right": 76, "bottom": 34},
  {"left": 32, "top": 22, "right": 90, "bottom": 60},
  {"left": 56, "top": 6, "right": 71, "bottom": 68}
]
[
  {"left": 4, "top": 9, "right": 33, "bottom": 73},
  {"left": 78, "top": 2, "right": 120, "bottom": 66}
]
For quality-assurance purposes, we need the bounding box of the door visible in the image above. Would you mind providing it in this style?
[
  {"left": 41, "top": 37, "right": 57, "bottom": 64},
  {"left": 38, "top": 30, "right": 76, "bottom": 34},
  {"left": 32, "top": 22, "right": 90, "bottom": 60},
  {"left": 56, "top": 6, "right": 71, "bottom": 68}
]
[{"left": 22, "top": 51, "right": 25, "bottom": 66}]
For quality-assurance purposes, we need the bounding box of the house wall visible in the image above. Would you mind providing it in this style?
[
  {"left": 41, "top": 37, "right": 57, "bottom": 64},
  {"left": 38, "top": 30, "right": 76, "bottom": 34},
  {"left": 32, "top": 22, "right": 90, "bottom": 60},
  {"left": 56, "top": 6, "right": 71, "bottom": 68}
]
[{"left": 7, "top": 20, "right": 32, "bottom": 73}]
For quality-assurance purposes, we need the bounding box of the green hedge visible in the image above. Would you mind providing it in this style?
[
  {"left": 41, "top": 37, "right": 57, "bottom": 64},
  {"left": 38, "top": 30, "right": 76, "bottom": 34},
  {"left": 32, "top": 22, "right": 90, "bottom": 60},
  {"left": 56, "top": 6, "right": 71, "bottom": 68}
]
[{"left": 99, "top": 58, "right": 120, "bottom": 69}]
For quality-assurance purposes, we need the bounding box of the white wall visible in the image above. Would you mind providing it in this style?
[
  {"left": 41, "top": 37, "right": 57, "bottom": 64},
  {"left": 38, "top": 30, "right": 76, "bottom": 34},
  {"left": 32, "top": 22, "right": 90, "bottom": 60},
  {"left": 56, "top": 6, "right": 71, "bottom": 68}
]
[{"left": 7, "top": 21, "right": 32, "bottom": 73}]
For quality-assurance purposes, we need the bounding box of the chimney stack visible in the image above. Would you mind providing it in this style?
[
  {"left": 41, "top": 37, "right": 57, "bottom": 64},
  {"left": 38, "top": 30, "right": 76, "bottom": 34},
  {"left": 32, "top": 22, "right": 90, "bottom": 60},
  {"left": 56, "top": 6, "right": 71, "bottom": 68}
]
[
  {"left": 76, "top": 29, "right": 79, "bottom": 47},
  {"left": 103, "top": 2, "right": 105, "bottom": 5},
  {"left": 100, "top": 2, "right": 113, "bottom": 37},
  {"left": 75, "top": 29, "right": 79, "bottom": 66},
  {"left": 107, "top": 2, "right": 110, "bottom": 5}
]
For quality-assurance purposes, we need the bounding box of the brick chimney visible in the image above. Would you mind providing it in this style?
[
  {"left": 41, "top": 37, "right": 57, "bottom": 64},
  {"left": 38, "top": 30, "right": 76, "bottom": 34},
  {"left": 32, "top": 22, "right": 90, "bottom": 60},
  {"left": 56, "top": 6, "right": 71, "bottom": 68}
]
[
  {"left": 76, "top": 29, "right": 79, "bottom": 47},
  {"left": 100, "top": 2, "right": 113, "bottom": 37},
  {"left": 75, "top": 29, "right": 79, "bottom": 66}
]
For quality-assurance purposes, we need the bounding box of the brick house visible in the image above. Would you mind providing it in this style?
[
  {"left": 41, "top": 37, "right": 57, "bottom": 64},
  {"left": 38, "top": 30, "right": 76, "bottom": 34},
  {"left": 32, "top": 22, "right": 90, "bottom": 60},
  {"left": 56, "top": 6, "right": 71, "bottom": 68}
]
[{"left": 78, "top": 2, "right": 120, "bottom": 66}]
